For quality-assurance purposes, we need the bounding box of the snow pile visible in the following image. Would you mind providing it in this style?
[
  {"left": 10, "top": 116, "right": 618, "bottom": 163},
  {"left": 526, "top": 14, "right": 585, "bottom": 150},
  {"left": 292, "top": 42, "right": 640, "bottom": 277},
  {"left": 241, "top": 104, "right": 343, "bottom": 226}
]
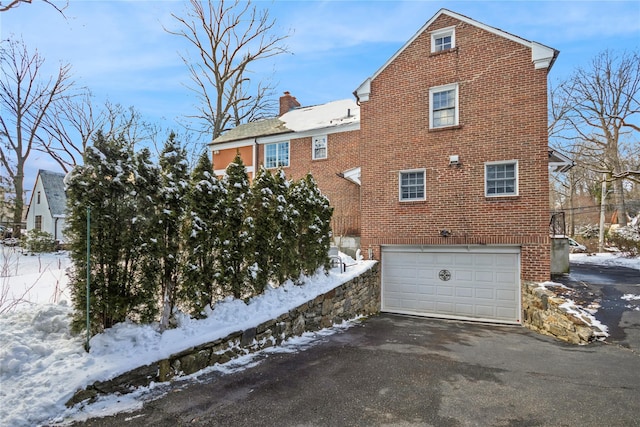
[
  {"left": 0, "top": 303, "right": 87, "bottom": 426},
  {"left": 0, "top": 249, "right": 374, "bottom": 427}
]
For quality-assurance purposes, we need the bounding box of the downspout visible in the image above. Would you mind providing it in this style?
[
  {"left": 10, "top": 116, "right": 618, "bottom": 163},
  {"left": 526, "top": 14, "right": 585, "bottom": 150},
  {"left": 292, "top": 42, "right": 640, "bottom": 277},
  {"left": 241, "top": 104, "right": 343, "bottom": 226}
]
[{"left": 254, "top": 138, "right": 259, "bottom": 177}]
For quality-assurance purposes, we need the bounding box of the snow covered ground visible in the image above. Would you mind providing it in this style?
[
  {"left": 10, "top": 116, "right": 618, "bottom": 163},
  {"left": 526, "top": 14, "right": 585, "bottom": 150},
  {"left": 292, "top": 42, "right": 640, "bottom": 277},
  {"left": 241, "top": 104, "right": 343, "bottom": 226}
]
[
  {"left": 569, "top": 252, "right": 640, "bottom": 271},
  {"left": 0, "top": 246, "right": 374, "bottom": 426},
  {"left": 0, "top": 248, "right": 638, "bottom": 426}
]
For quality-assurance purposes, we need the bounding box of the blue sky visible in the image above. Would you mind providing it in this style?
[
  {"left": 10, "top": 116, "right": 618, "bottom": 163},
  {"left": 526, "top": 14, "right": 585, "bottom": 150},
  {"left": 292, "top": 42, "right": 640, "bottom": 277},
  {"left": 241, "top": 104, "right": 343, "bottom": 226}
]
[{"left": 2, "top": 0, "right": 639, "bottom": 191}]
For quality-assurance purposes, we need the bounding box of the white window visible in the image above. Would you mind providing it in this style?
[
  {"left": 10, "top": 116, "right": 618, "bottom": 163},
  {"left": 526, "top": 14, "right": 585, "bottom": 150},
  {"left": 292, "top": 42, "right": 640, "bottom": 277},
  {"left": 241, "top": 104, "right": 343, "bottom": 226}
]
[
  {"left": 431, "top": 27, "right": 455, "bottom": 53},
  {"left": 399, "top": 169, "right": 426, "bottom": 202},
  {"left": 265, "top": 141, "right": 289, "bottom": 168},
  {"left": 485, "top": 161, "right": 518, "bottom": 197},
  {"left": 429, "top": 83, "right": 458, "bottom": 129},
  {"left": 312, "top": 135, "right": 327, "bottom": 160}
]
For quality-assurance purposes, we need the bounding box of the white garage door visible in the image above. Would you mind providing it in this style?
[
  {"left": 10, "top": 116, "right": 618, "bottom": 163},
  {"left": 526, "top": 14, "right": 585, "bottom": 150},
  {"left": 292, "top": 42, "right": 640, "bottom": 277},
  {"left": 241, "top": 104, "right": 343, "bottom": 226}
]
[{"left": 382, "top": 246, "right": 521, "bottom": 324}]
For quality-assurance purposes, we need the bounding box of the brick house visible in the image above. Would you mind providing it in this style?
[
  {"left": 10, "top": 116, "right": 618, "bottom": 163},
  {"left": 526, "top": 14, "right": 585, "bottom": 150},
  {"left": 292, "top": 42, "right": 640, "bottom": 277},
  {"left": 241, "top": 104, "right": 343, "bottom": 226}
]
[
  {"left": 211, "top": 9, "right": 560, "bottom": 325},
  {"left": 210, "top": 93, "right": 362, "bottom": 238}
]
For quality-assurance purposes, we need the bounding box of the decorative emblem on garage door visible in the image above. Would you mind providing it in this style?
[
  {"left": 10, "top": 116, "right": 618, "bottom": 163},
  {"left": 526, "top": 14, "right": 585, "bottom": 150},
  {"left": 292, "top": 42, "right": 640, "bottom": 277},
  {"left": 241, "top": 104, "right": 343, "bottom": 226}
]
[{"left": 438, "top": 269, "right": 452, "bottom": 281}]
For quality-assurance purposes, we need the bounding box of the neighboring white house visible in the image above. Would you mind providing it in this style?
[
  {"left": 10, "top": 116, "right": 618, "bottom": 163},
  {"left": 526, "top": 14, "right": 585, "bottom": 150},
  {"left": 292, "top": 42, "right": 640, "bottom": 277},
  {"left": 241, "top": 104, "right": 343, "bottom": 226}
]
[{"left": 25, "top": 170, "right": 67, "bottom": 242}]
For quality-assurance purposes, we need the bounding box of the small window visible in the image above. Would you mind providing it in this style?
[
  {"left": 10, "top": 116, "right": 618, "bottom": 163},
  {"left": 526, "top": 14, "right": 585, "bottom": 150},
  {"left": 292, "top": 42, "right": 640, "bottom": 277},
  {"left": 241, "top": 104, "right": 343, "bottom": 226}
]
[
  {"left": 429, "top": 83, "right": 458, "bottom": 129},
  {"left": 312, "top": 135, "right": 327, "bottom": 160},
  {"left": 399, "top": 169, "right": 426, "bottom": 202},
  {"left": 37, "top": 191, "right": 41, "bottom": 204},
  {"left": 431, "top": 27, "right": 455, "bottom": 53},
  {"left": 485, "top": 161, "right": 518, "bottom": 197},
  {"left": 35, "top": 215, "right": 42, "bottom": 231},
  {"left": 265, "top": 141, "right": 289, "bottom": 168}
]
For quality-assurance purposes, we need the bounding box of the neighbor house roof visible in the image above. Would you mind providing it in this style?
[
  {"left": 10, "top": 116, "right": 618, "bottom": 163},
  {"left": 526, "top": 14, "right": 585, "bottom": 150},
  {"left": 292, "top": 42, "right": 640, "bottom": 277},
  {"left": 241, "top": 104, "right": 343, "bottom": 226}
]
[
  {"left": 548, "top": 150, "right": 575, "bottom": 173},
  {"left": 38, "top": 170, "right": 67, "bottom": 217},
  {"left": 212, "top": 118, "right": 290, "bottom": 144},
  {"left": 355, "top": 8, "right": 559, "bottom": 102},
  {"left": 210, "top": 99, "right": 360, "bottom": 146}
]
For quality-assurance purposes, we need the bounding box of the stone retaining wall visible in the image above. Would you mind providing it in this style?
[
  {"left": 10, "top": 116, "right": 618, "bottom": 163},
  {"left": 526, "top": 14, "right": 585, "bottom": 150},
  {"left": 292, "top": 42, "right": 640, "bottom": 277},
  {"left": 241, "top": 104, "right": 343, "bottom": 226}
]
[
  {"left": 522, "top": 282, "right": 604, "bottom": 344},
  {"left": 67, "top": 263, "right": 380, "bottom": 407}
]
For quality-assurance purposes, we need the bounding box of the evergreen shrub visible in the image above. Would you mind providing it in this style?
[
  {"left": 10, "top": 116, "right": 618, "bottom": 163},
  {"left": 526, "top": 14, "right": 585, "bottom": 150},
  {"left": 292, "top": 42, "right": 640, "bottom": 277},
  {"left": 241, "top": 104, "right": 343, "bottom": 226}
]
[{"left": 23, "top": 229, "right": 56, "bottom": 252}]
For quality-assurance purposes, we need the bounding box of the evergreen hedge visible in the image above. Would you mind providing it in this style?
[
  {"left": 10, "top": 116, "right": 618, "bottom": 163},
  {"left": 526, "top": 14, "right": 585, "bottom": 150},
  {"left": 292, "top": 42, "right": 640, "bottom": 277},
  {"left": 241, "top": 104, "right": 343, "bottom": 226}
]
[{"left": 67, "top": 139, "right": 334, "bottom": 334}]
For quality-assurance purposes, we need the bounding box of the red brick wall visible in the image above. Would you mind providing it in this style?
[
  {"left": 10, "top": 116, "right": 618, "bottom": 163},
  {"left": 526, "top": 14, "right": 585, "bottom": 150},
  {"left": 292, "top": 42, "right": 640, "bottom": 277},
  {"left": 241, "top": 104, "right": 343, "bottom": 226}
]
[
  {"left": 258, "top": 130, "right": 361, "bottom": 237},
  {"left": 359, "top": 15, "right": 551, "bottom": 282}
]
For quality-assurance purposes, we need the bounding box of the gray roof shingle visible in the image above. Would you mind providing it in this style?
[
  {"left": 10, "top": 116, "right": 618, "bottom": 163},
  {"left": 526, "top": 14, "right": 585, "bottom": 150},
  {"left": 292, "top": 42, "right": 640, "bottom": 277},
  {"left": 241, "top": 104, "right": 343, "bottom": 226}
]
[
  {"left": 39, "top": 170, "right": 67, "bottom": 217},
  {"left": 212, "top": 118, "right": 291, "bottom": 144}
]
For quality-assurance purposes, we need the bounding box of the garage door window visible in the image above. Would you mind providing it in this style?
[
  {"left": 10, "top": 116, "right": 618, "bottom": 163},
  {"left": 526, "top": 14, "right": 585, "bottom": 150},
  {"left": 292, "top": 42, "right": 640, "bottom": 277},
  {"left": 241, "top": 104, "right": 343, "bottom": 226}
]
[{"left": 399, "top": 169, "right": 426, "bottom": 201}]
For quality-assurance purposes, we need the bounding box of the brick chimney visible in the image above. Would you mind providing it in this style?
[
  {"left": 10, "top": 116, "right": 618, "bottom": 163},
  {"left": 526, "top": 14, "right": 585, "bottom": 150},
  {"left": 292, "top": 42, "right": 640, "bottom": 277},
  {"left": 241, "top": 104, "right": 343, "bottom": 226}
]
[{"left": 279, "top": 91, "right": 301, "bottom": 116}]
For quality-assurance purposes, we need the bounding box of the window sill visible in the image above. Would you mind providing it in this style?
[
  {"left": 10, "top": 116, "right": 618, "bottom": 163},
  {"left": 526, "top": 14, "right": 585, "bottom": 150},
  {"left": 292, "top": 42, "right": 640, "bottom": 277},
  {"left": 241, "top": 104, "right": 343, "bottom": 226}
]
[
  {"left": 428, "top": 124, "right": 463, "bottom": 132},
  {"left": 399, "top": 199, "right": 427, "bottom": 204},
  {"left": 430, "top": 47, "right": 458, "bottom": 57},
  {"left": 485, "top": 195, "right": 520, "bottom": 201},
  {"left": 312, "top": 158, "right": 328, "bottom": 162}
]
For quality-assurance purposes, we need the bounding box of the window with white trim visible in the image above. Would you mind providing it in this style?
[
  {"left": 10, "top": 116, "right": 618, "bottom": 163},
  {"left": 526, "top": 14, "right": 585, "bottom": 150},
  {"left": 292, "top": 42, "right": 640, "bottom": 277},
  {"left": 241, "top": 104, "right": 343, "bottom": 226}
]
[
  {"left": 312, "top": 135, "right": 327, "bottom": 160},
  {"left": 429, "top": 83, "right": 458, "bottom": 129},
  {"left": 265, "top": 141, "right": 289, "bottom": 168},
  {"left": 431, "top": 27, "right": 455, "bottom": 53},
  {"left": 399, "top": 169, "right": 426, "bottom": 202},
  {"left": 485, "top": 161, "right": 518, "bottom": 197}
]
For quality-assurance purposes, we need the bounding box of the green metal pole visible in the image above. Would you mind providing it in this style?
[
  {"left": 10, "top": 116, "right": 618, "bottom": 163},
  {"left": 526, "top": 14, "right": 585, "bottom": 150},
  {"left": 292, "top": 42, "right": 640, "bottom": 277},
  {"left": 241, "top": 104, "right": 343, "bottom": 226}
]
[{"left": 85, "top": 206, "right": 91, "bottom": 352}]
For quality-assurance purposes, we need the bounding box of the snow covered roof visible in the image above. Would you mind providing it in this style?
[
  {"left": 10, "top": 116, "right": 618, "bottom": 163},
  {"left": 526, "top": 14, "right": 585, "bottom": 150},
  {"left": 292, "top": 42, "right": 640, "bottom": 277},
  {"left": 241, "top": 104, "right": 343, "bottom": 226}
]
[
  {"left": 211, "top": 99, "right": 360, "bottom": 145},
  {"left": 280, "top": 99, "right": 359, "bottom": 132}
]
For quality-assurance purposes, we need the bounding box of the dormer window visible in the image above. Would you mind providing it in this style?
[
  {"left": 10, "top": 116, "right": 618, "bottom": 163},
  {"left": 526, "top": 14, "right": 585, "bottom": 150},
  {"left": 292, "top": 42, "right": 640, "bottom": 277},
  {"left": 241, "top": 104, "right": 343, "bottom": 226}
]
[{"left": 431, "top": 27, "right": 455, "bottom": 53}]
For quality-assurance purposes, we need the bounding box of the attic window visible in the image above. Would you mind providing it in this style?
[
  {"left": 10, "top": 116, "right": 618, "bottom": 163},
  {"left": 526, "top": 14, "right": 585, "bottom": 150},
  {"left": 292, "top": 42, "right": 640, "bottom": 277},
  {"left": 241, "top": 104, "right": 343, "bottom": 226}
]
[
  {"left": 37, "top": 191, "right": 41, "bottom": 204},
  {"left": 431, "top": 26, "right": 455, "bottom": 53}
]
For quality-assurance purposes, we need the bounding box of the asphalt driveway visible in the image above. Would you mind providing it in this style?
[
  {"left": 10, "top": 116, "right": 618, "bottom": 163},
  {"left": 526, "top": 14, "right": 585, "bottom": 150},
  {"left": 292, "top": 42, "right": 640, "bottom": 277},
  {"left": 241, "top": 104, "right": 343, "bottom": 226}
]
[
  {"left": 70, "top": 313, "right": 640, "bottom": 427},
  {"left": 553, "top": 262, "right": 640, "bottom": 352}
]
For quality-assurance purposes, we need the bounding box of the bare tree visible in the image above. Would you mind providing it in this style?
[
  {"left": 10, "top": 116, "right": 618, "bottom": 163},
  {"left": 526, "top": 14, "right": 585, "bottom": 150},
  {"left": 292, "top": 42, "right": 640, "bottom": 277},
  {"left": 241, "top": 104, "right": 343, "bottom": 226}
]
[
  {"left": 551, "top": 50, "right": 640, "bottom": 227},
  {"left": 0, "top": 38, "right": 74, "bottom": 237},
  {"left": 37, "top": 94, "right": 162, "bottom": 173},
  {"left": 0, "top": 0, "right": 67, "bottom": 14},
  {"left": 167, "top": 0, "right": 289, "bottom": 140},
  {"left": 35, "top": 90, "right": 97, "bottom": 172}
]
